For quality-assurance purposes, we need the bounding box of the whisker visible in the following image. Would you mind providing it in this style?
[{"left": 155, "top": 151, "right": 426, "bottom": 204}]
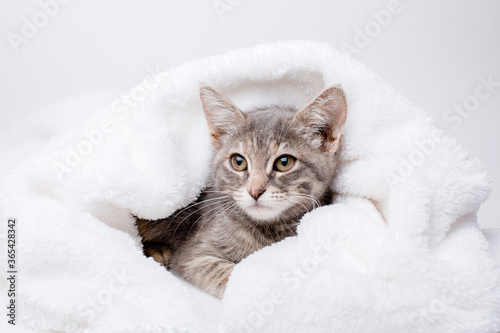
[
  {"left": 169, "top": 195, "right": 231, "bottom": 222},
  {"left": 286, "top": 197, "right": 312, "bottom": 214},
  {"left": 185, "top": 200, "right": 234, "bottom": 239},
  {"left": 193, "top": 201, "right": 237, "bottom": 239},
  {"left": 169, "top": 198, "right": 232, "bottom": 242},
  {"left": 296, "top": 193, "right": 321, "bottom": 209},
  {"left": 287, "top": 204, "right": 303, "bottom": 219},
  {"left": 288, "top": 193, "right": 321, "bottom": 210},
  {"left": 298, "top": 193, "right": 321, "bottom": 207}
]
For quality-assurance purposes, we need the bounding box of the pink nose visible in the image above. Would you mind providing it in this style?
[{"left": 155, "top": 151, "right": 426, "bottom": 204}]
[{"left": 248, "top": 188, "right": 266, "bottom": 201}]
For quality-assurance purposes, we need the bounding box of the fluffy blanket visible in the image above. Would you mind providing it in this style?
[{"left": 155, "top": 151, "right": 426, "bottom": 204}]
[{"left": 1, "top": 40, "right": 499, "bottom": 333}]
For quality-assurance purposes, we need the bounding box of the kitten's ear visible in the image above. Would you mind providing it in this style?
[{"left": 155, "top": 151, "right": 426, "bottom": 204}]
[
  {"left": 293, "top": 86, "right": 347, "bottom": 152},
  {"left": 200, "top": 85, "right": 245, "bottom": 148}
]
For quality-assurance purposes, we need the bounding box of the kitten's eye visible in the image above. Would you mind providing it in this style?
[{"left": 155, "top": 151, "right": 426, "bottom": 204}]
[
  {"left": 274, "top": 155, "right": 296, "bottom": 172},
  {"left": 230, "top": 154, "right": 248, "bottom": 171}
]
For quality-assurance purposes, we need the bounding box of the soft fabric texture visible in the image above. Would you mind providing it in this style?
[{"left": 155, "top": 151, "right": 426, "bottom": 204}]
[{"left": 1, "top": 40, "right": 499, "bottom": 333}]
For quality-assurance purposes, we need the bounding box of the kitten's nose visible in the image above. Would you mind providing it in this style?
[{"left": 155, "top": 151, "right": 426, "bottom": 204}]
[{"left": 248, "top": 188, "right": 266, "bottom": 201}]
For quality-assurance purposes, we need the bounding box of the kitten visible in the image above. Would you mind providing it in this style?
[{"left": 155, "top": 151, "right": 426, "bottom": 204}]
[{"left": 136, "top": 84, "right": 347, "bottom": 298}]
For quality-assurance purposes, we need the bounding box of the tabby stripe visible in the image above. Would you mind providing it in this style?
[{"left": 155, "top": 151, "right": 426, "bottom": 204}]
[{"left": 297, "top": 160, "right": 324, "bottom": 181}]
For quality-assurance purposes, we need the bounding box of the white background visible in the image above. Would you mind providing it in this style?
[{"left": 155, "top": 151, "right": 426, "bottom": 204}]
[{"left": 1, "top": 0, "right": 499, "bottom": 228}]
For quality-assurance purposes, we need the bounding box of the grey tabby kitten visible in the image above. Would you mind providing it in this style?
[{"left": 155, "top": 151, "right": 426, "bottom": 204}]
[{"left": 136, "top": 84, "right": 347, "bottom": 298}]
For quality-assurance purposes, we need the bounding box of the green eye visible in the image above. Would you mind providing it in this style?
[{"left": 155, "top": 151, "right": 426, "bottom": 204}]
[
  {"left": 274, "top": 155, "right": 296, "bottom": 172},
  {"left": 230, "top": 154, "right": 248, "bottom": 171}
]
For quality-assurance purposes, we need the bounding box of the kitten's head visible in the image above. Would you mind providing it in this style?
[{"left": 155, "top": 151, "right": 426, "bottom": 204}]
[{"left": 200, "top": 85, "right": 347, "bottom": 223}]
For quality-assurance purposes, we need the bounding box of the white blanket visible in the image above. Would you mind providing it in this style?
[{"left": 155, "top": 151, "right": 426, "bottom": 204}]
[{"left": 1, "top": 40, "right": 499, "bottom": 333}]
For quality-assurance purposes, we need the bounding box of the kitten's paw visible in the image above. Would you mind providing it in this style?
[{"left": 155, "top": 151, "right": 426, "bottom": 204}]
[
  {"left": 207, "top": 262, "right": 234, "bottom": 299},
  {"left": 151, "top": 249, "right": 171, "bottom": 267},
  {"left": 212, "top": 273, "right": 230, "bottom": 299},
  {"left": 143, "top": 243, "right": 172, "bottom": 267},
  {"left": 176, "top": 254, "right": 235, "bottom": 299}
]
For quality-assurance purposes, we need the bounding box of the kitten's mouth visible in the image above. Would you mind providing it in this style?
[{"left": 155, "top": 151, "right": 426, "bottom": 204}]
[
  {"left": 238, "top": 199, "right": 287, "bottom": 221},
  {"left": 249, "top": 203, "right": 271, "bottom": 210}
]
